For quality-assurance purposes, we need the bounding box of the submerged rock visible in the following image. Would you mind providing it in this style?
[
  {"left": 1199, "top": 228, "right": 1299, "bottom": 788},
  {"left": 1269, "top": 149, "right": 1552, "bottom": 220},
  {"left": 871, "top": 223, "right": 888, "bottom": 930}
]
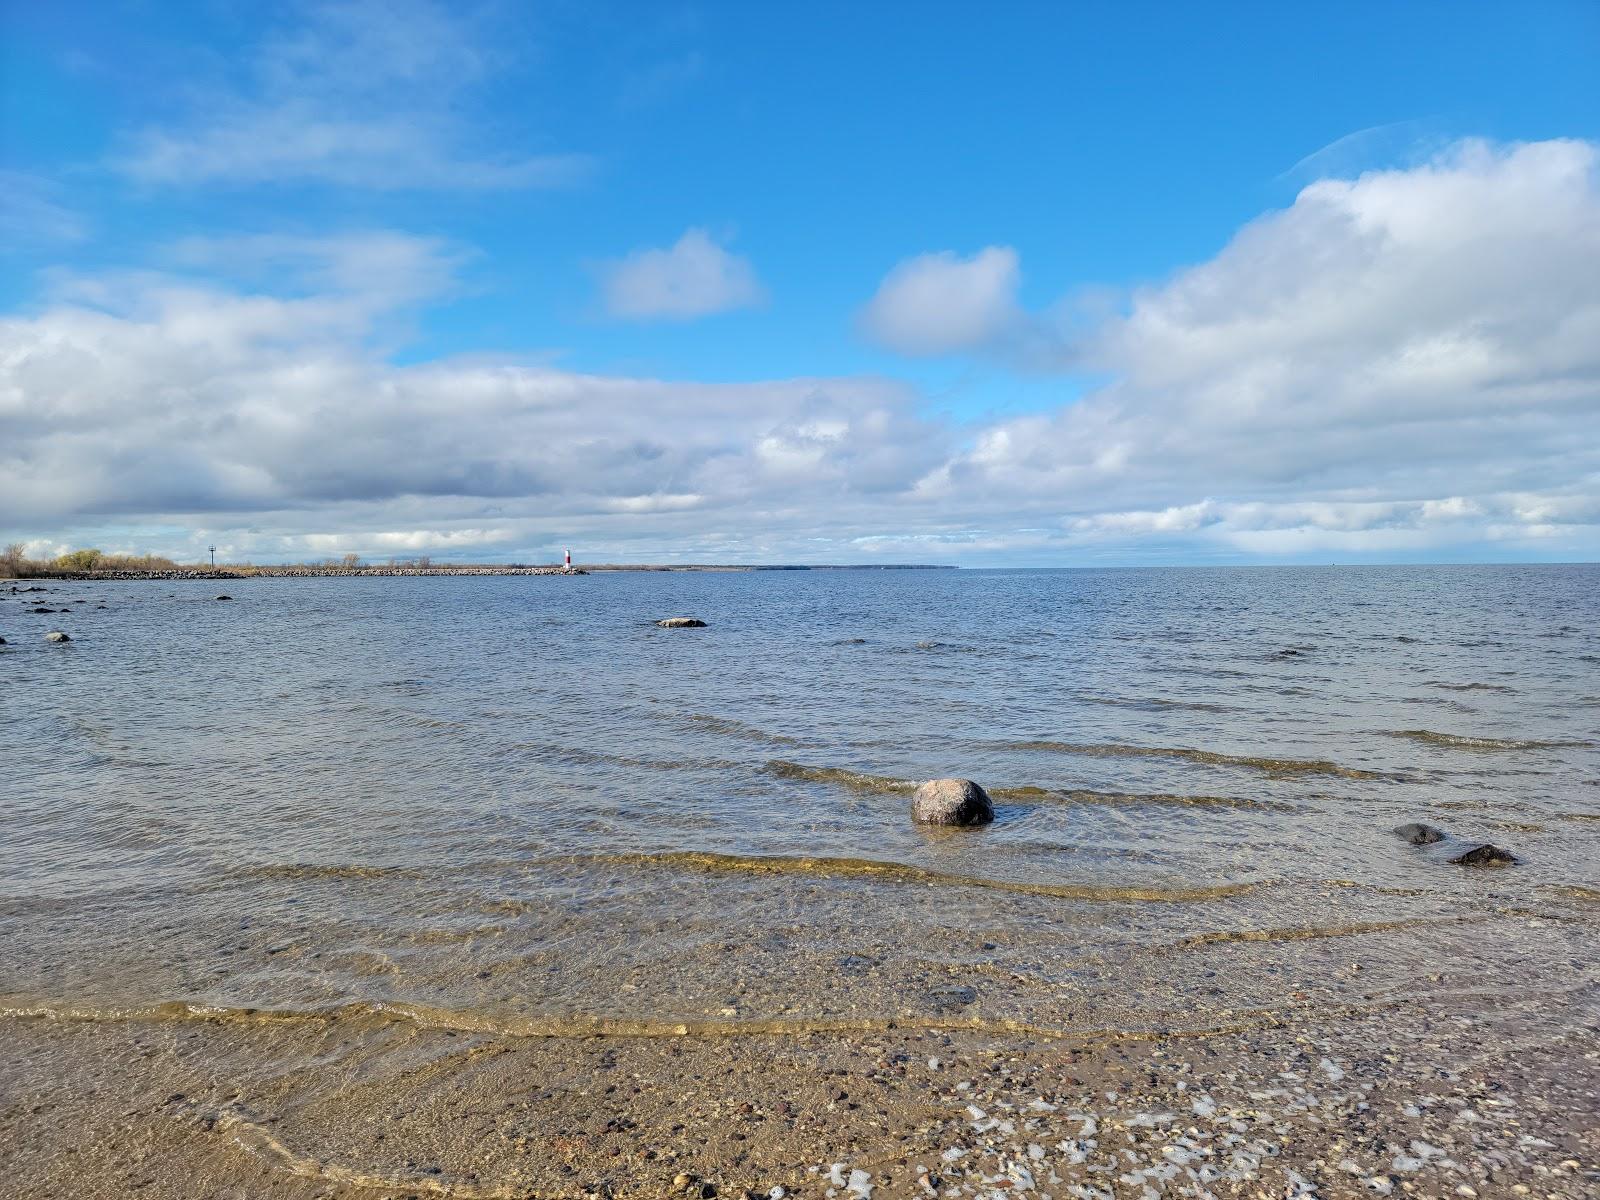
[
  {"left": 214, "top": 594, "right": 233, "bottom": 601},
  {"left": 926, "top": 983, "right": 979, "bottom": 1012},
  {"left": 911, "top": 778, "right": 994, "bottom": 827},
  {"left": 44, "top": 631, "right": 71, "bottom": 642},
  {"left": 656, "top": 617, "right": 707, "bottom": 628},
  {"left": 1450, "top": 843, "right": 1517, "bottom": 867},
  {"left": 1394, "top": 822, "right": 1446, "bottom": 845},
  {"left": 0, "top": 635, "right": 7, "bottom": 644}
]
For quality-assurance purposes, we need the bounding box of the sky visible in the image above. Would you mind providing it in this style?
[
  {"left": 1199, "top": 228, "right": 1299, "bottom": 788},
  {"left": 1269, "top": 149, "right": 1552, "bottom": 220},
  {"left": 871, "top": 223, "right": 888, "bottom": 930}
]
[{"left": 2, "top": 0, "right": 1598, "bottom": 566}]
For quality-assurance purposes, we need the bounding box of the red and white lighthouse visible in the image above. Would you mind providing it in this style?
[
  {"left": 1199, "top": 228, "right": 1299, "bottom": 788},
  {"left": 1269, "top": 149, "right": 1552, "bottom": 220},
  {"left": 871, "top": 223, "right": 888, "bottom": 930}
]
[{"left": 564, "top": 548, "right": 571, "bottom": 569}]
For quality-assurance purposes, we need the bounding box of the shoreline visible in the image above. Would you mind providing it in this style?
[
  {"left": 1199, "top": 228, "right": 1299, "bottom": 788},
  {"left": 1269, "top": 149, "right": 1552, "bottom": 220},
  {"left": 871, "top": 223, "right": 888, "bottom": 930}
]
[{"left": 7, "top": 564, "right": 957, "bottom": 582}]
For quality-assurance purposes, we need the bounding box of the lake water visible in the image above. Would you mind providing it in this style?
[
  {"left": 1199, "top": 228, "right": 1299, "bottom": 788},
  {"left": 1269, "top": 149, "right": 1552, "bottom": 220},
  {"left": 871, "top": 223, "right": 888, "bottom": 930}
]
[{"left": 3, "top": 565, "right": 1598, "bottom": 1046}]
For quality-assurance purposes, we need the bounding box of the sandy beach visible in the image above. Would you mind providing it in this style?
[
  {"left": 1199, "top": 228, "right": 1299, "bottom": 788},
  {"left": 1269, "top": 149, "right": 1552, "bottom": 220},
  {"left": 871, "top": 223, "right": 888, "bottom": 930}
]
[{"left": 4, "top": 993, "right": 1596, "bottom": 1199}]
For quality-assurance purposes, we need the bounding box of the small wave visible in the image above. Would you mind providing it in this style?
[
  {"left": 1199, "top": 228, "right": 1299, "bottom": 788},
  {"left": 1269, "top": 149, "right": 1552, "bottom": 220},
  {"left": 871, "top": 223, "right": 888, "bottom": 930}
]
[
  {"left": 1382, "top": 729, "right": 1589, "bottom": 752},
  {"left": 231, "top": 863, "right": 427, "bottom": 882},
  {"left": 588, "top": 849, "right": 1257, "bottom": 904},
  {"left": 2, "top": 995, "right": 1390, "bottom": 1046},
  {"left": 766, "top": 761, "right": 1292, "bottom": 811},
  {"left": 1175, "top": 917, "right": 1458, "bottom": 949},
  {"left": 1057, "top": 789, "right": 1296, "bottom": 813},
  {"left": 678, "top": 713, "right": 802, "bottom": 746},
  {"left": 1074, "top": 693, "right": 1233, "bottom": 714},
  {"left": 212, "top": 1106, "right": 521, "bottom": 1199},
  {"left": 1425, "top": 682, "right": 1518, "bottom": 694},
  {"left": 765, "top": 760, "right": 915, "bottom": 795},
  {"left": 1002, "top": 741, "right": 1391, "bottom": 779}
]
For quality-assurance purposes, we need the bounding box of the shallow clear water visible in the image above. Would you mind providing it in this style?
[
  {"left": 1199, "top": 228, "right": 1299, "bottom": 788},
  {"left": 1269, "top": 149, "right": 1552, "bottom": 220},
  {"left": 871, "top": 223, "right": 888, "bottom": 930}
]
[{"left": 3, "top": 565, "right": 1598, "bottom": 1041}]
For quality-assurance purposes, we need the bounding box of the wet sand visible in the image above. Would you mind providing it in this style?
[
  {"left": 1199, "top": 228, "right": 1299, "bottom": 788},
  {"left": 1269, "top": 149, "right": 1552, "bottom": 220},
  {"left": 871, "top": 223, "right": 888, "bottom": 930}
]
[{"left": 4, "top": 996, "right": 1596, "bottom": 1200}]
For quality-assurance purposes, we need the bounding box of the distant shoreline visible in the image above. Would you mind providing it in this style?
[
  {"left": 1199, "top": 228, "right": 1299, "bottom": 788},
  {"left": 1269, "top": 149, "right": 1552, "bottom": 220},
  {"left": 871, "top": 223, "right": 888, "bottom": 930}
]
[{"left": 15, "top": 563, "right": 957, "bottom": 581}]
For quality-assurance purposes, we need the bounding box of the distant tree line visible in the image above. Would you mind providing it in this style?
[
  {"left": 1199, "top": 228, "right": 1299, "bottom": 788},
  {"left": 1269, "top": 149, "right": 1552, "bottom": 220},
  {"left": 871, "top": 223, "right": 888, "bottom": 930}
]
[
  {"left": 2, "top": 544, "right": 184, "bottom": 577},
  {"left": 0, "top": 544, "right": 453, "bottom": 577}
]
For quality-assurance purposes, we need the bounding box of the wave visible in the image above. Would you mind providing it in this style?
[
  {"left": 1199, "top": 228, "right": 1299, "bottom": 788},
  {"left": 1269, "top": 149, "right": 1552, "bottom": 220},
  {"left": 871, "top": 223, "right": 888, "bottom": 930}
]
[
  {"left": 764, "top": 759, "right": 914, "bottom": 794},
  {"left": 1175, "top": 917, "right": 1458, "bottom": 949},
  {"left": 0, "top": 995, "right": 1401, "bottom": 1046},
  {"left": 1073, "top": 693, "right": 1234, "bottom": 714},
  {"left": 764, "top": 761, "right": 1286, "bottom": 810},
  {"left": 1001, "top": 741, "right": 1392, "bottom": 779},
  {"left": 214, "top": 1107, "right": 522, "bottom": 1199},
  {"left": 231, "top": 863, "right": 427, "bottom": 881},
  {"left": 585, "top": 849, "right": 1257, "bottom": 903},
  {"left": 1054, "top": 788, "right": 1296, "bottom": 813},
  {"left": 675, "top": 713, "right": 803, "bottom": 746},
  {"left": 1382, "top": 729, "right": 1589, "bottom": 751},
  {"left": 1425, "top": 682, "right": 1518, "bottom": 694}
]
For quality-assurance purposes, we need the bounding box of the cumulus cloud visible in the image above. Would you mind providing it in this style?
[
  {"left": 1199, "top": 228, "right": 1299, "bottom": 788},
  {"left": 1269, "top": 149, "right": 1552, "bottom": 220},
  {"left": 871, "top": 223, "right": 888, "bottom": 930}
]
[
  {"left": 858, "top": 246, "right": 1021, "bottom": 355},
  {"left": 910, "top": 139, "right": 1600, "bottom": 555},
  {"left": 598, "top": 229, "right": 766, "bottom": 321},
  {"left": 118, "top": 0, "right": 588, "bottom": 189},
  {"left": 4, "top": 138, "right": 1598, "bottom": 563}
]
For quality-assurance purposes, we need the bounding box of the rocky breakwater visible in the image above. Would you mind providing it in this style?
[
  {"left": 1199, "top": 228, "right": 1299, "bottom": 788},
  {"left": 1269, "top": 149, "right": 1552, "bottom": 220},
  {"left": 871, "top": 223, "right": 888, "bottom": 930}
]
[{"left": 45, "top": 566, "right": 589, "bottom": 580}]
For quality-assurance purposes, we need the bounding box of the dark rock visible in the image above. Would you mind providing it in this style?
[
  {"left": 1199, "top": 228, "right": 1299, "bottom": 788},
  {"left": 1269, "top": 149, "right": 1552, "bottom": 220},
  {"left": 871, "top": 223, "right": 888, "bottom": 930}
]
[
  {"left": 911, "top": 778, "right": 994, "bottom": 827},
  {"left": 0, "top": 636, "right": 7, "bottom": 644},
  {"left": 1450, "top": 843, "right": 1517, "bottom": 867},
  {"left": 31, "top": 606, "right": 54, "bottom": 613},
  {"left": 44, "top": 630, "right": 71, "bottom": 642},
  {"left": 214, "top": 594, "right": 233, "bottom": 601},
  {"left": 655, "top": 617, "right": 707, "bottom": 628},
  {"left": 926, "top": 984, "right": 979, "bottom": 1012},
  {"left": 1394, "top": 822, "right": 1446, "bottom": 845}
]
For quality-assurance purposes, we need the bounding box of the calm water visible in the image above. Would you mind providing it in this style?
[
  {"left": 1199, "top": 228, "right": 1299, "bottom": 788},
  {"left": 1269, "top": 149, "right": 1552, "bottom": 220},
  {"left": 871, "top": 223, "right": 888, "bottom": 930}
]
[{"left": 3, "top": 566, "right": 1598, "bottom": 1042}]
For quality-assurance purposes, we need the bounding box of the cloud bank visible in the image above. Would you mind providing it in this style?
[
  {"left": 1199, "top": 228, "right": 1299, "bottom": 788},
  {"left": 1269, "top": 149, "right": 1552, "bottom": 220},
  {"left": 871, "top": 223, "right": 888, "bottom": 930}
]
[{"left": 4, "top": 139, "right": 1598, "bottom": 563}]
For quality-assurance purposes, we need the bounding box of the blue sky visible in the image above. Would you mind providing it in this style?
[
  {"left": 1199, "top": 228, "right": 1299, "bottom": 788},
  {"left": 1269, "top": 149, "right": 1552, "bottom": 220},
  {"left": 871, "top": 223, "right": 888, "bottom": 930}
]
[{"left": 3, "top": 1, "right": 1599, "bottom": 564}]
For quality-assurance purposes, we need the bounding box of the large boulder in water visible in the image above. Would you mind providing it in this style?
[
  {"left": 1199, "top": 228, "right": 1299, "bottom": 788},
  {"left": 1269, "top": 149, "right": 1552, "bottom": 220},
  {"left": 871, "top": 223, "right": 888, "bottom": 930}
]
[
  {"left": 656, "top": 617, "right": 707, "bottom": 628},
  {"left": 44, "top": 630, "right": 71, "bottom": 642},
  {"left": 1394, "top": 822, "right": 1446, "bottom": 845},
  {"left": 911, "top": 778, "right": 994, "bottom": 827},
  {"left": 1450, "top": 843, "right": 1517, "bottom": 867}
]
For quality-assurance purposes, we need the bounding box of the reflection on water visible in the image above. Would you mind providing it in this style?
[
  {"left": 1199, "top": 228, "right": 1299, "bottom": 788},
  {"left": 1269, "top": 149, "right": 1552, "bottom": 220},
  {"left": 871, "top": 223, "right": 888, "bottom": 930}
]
[{"left": 2, "top": 565, "right": 1598, "bottom": 1046}]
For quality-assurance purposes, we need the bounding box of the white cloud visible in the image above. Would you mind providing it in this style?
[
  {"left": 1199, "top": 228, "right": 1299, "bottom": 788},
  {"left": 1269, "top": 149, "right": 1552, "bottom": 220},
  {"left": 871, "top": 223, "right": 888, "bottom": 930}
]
[
  {"left": 916, "top": 139, "right": 1600, "bottom": 551},
  {"left": 298, "top": 529, "right": 514, "bottom": 554},
  {"left": 4, "top": 139, "right": 1598, "bottom": 564},
  {"left": 859, "top": 246, "right": 1021, "bottom": 355},
  {"left": 117, "top": 0, "right": 588, "bottom": 190},
  {"left": 598, "top": 229, "right": 766, "bottom": 321}
]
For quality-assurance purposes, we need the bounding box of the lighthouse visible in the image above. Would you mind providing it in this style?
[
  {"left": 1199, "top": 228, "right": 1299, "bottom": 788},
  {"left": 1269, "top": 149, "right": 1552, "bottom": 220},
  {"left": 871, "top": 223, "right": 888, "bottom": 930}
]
[{"left": 564, "top": 548, "right": 571, "bottom": 570}]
